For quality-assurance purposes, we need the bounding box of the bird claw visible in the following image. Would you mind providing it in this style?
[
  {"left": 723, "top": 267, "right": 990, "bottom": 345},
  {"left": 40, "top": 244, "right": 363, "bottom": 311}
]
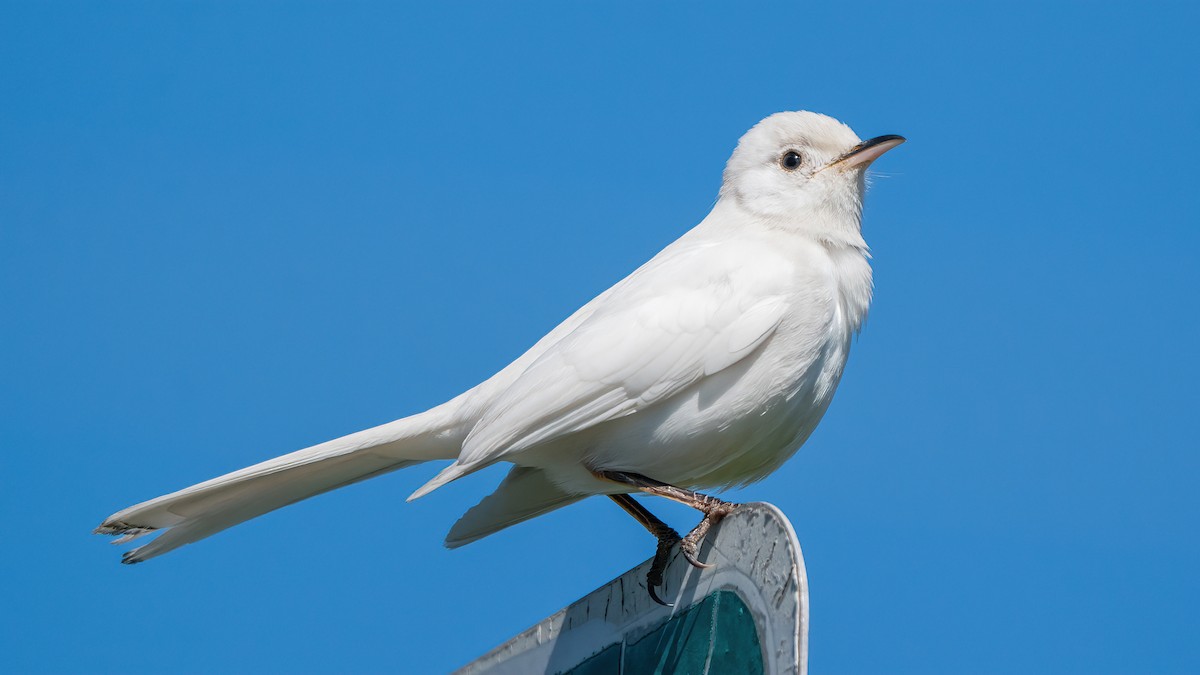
[
  {"left": 647, "top": 580, "right": 673, "bottom": 607},
  {"left": 680, "top": 540, "right": 714, "bottom": 570}
]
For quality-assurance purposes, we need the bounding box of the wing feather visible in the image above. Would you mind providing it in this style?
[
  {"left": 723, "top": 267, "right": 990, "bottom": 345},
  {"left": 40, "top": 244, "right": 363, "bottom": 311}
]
[{"left": 457, "top": 243, "right": 793, "bottom": 469}]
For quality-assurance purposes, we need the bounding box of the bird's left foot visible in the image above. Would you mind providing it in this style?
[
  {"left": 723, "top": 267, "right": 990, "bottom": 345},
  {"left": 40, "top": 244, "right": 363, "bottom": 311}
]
[{"left": 679, "top": 499, "right": 738, "bottom": 569}]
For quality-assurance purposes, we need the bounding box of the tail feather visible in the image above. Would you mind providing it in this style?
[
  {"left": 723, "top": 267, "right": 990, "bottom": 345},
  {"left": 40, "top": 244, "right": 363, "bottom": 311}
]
[
  {"left": 444, "top": 466, "right": 582, "bottom": 548},
  {"left": 96, "top": 409, "right": 460, "bottom": 563}
]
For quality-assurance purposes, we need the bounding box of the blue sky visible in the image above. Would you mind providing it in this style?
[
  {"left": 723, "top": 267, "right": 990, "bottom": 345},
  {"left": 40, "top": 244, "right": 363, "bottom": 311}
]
[{"left": 2, "top": 2, "right": 1197, "bottom": 673}]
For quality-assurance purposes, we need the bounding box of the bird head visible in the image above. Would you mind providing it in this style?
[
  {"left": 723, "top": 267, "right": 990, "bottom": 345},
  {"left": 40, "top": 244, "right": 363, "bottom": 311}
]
[{"left": 719, "top": 111, "right": 904, "bottom": 247}]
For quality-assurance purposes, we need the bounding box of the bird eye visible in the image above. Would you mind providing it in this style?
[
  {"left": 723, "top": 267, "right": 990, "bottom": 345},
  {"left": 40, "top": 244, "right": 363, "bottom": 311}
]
[{"left": 780, "top": 151, "right": 803, "bottom": 171}]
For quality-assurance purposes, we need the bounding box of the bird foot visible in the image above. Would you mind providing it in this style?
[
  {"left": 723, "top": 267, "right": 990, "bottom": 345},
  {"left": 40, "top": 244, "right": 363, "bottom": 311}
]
[
  {"left": 599, "top": 477, "right": 740, "bottom": 606},
  {"left": 679, "top": 501, "right": 738, "bottom": 570},
  {"left": 644, "top": 501, "right": 739, "bottom": 605},
  {"left": 646, "top": 529, "right": 681, "bottom": 607}
]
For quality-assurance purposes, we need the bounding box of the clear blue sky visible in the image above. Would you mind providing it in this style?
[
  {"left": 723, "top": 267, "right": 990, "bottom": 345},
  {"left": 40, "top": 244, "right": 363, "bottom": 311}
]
[{"left": 2, "top": 2, "right": 1197, "bottom": 673}]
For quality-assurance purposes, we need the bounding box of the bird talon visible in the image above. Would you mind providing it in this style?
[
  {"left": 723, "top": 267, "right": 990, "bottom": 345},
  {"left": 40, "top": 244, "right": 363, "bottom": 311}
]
[
  {"left": 680, "top": 542, "right": 714, "bottom": 569},
  {"left": 647, "top": 581, "right": 673, "bottom": 607}
]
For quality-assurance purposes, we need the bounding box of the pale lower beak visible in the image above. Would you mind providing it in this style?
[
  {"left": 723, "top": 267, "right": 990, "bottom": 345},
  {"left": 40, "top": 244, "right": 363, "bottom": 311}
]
[{"left": 827, "top": 134, "right": 906, "bottom": 171}]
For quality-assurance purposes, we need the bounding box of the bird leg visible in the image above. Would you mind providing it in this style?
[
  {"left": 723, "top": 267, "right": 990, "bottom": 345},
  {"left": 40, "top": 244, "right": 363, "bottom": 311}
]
[
  {"left": 608, "top": 494, "right": 680, "bottom": 606},
  {"left": 598, "top": 470, "right": 739, "bottom": 583}
]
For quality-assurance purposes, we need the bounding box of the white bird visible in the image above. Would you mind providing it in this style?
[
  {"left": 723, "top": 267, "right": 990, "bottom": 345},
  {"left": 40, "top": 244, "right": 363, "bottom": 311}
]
[{"left": 96, "top": 111, "right": 904, "bottom": 603}]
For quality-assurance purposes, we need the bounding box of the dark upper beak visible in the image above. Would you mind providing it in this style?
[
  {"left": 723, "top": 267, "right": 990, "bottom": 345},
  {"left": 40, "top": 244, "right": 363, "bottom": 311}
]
[{"left": 827, "top": 134, "right": 906, "bottom": 171}]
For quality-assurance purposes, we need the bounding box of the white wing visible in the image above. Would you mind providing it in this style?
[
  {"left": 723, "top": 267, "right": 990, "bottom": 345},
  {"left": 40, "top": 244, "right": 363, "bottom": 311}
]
[{"left": 457, "top": 241, "right": 793, "bottom": 471}]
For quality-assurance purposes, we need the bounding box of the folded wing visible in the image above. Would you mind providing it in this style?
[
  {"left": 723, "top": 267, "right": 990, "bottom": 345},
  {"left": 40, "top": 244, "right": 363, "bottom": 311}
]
[{"left": 409, "top": 242, "right": 793, "bottom": 498}]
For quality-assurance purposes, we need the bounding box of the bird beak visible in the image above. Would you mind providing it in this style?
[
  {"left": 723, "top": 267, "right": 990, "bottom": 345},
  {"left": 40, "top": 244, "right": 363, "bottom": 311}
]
[{"left": 826, "top": 134, "right": 906, "bottom": 171}]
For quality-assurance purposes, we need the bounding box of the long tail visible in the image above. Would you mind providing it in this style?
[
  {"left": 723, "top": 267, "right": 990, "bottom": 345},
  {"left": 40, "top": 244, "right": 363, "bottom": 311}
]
[{"left": 95, "top": 407, "right": 461, "bottom": 563}]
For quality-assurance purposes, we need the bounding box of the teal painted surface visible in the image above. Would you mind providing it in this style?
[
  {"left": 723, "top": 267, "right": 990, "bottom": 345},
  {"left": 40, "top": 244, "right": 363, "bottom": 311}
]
[
  {"left": 564, "top": 644, "right": 622, "bottom": 675},
  {"left": 564, "top": 591, "right": 763, "bottom": 675}
]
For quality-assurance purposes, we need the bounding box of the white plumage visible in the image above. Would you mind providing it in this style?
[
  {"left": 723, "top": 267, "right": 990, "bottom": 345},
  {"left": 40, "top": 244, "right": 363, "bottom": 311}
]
[{"left": 96, "top": 111, "right": 903, "bottom": 564}]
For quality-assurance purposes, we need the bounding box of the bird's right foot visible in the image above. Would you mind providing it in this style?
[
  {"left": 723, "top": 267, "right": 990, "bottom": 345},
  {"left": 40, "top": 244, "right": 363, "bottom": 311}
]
[
  {"left": 646, "top": 529, "right": 682, "bottom": 606},
  {"left": 607, "top": 492, "right": 684, "bottom": 606}
]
